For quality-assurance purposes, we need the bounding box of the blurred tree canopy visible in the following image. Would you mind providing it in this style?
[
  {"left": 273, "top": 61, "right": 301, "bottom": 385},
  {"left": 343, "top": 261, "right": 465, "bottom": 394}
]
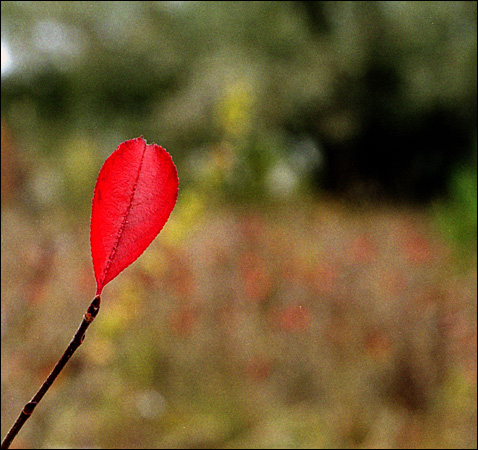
[{"left": 1, "top": 1, "right": 477, "bottom": 207}]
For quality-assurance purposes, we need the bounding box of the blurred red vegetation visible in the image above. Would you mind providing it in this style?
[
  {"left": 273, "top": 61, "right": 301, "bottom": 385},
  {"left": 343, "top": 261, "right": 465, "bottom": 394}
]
[
  {"left": 162, "top": 245, "right": 196, "bottom": 299},
  {"left": 347, "top": 234, "right": 378, "bottom": 264},
  {"left": 1, "top": 202, "right": 476, "bottom": 448},
  {"left": 168, "top": 306, "right": 198, "bottom": 337},
  {"left": 239, "top": 251, "right": 273, "bottom": 303},
  {"left": 270, "top": 304, "right": 312, "bottom": 333},
  {"left": 1, "top": 121, "right": 24, "bottom": 206},
  {"left": 244, "top": 356, "right": 274, "bottom": 382}
]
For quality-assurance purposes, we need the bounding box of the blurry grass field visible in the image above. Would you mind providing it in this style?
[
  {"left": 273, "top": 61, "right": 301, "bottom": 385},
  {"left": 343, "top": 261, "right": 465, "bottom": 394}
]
[{"left": 1, "top": 199, "right": 476, "bottom": 449}]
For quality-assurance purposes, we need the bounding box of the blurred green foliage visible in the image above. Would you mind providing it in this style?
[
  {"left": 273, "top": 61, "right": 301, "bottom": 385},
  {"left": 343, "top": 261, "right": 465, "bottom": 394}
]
[
  {"left": 1, "top": 1, "right": 476, "bottom": 208},
  {"left": 434, "top": 136, "right": 477, "bottom": 263}
]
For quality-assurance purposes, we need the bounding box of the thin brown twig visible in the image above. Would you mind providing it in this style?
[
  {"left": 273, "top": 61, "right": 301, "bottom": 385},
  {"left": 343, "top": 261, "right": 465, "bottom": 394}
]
[{"left": 1, "top": 295, "right": 101, "bottom": 449}]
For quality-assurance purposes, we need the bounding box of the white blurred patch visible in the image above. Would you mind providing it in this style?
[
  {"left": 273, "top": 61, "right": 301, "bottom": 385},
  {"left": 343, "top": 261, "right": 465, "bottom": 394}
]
[
  {"left": 292, "top": 136, "right": 323, "bottom": 174},
  {"left": 33, "top": 20, "right": 85, "bottom": 61},
  {"left": 29, "top": 167, "right": 64, "bottom": 207},
  {"left": 135, "top": 390, "right": 167, "bottom": 419},
  {"left": 1, "top": 40, "right": 13, "bottom": 76},
  {"left": 266, "top": 162, "right": 298, "bottom": 198}
]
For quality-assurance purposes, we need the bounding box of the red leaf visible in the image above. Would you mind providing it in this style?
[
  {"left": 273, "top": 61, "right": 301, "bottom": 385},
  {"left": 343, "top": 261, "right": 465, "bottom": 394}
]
[{"left": 90, "top": 137, "right": 178, "bottom": 295}]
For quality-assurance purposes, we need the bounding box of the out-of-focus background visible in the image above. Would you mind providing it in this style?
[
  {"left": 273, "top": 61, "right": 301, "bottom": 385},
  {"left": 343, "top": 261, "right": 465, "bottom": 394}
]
[{"left": 1, "top": 2, "right": 476, "bottom": 448}]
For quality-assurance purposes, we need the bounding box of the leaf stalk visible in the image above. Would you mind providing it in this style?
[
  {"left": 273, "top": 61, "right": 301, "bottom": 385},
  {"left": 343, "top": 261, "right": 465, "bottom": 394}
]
[{"left": 1, "top": 296, "right": 101, "bottom": 449}]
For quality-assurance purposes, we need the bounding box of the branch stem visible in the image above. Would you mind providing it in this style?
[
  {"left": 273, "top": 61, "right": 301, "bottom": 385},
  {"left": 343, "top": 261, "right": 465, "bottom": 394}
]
[{"left": 1, "top": 295, "right": 101, "bottom": 449}]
